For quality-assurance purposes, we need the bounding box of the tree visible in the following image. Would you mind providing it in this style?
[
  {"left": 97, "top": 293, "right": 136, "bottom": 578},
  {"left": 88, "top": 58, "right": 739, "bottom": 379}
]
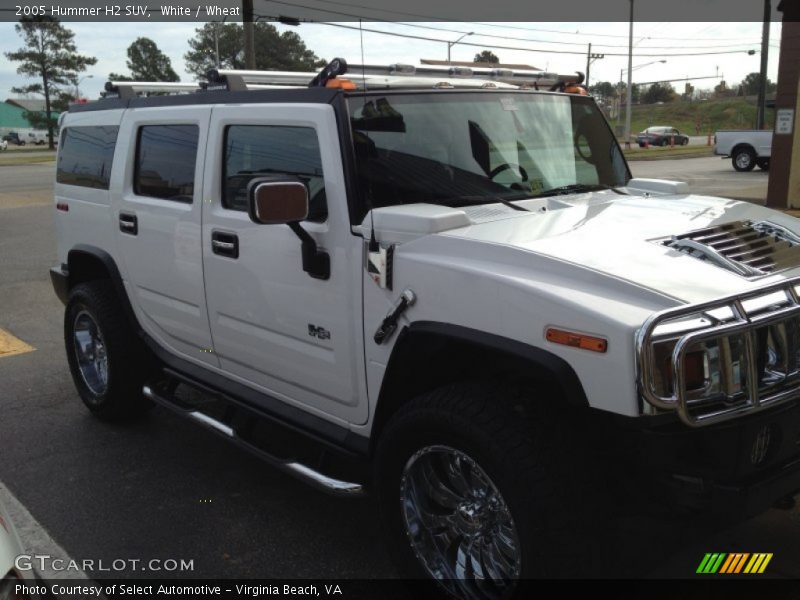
[
  {"left": 185, "top": 22, "right": 324, "bottom": 78},
  {"left": 5, "top": 16, "right": 96, "bottom": 149},
  {"left": 642, "top": 82, "right": 675, "bottom": 104},
  {"left": 589, "top": 81, "right": 615, "bottom": 102},
  {"left": 111, "top": 37, "right": 179, "bottom": 82},
  {"left": 473, "top": 50, "right": 499, "bottom": 64},
  {"left": 740, "top": 72, "right": 777, "bottom": 96}
]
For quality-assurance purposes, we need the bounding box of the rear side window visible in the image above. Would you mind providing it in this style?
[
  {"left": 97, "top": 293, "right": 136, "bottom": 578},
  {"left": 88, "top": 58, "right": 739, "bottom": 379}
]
[
  {"left": 223, "top": 125, "right": 327, "bottom": 221},
  {"left": 134, "top": 125, "right": 199, "bottom": 202},
  {"left": 57, "top": 126, "right": 119, "bottom": 189}
]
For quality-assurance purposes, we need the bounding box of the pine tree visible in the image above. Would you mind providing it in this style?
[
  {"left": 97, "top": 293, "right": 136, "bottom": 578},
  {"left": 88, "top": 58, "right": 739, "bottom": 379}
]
[
  {"left": 5, "top": 16, "right": 97, "bottom": 149},
  {"left": 111, "top": 37, "right": 180, "bottom": 82},
  {"left": 185, "top": 22, "right": 324, "bottom": 78}
]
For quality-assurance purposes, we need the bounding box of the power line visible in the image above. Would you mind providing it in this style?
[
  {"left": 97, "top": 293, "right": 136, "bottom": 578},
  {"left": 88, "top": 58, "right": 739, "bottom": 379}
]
[
  {"left": 306, "top": 20, "right": 763, "bottom": 58},
  {"left": 262, "top": 0, "right": 776, "bottom": 48},
  {"left": 264, "top": 0, "right": 772, "bottom": 43}
]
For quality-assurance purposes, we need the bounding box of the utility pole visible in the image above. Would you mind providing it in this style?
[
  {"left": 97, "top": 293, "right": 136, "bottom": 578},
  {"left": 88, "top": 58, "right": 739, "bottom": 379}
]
[
  {"left": 243, "top": 0, "right": 255, "bottom": 70},
  {"left": 585, "top": 43, "right": 605, "bottom": 88},
  {"left": 756, "top": 0, "right": 771, "bottom": 129},
  {"left": 624, "top": 0, "right": 634, "bottom": 146}
]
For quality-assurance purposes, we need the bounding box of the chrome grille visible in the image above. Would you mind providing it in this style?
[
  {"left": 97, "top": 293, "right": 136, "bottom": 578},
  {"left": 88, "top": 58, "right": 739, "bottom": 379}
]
[{"left": 663, "top": 220, "right": 800, "bottom": 277}]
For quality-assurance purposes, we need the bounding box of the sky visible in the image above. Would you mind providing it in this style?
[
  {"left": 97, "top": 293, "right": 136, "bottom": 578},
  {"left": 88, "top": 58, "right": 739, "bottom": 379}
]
[{"left": 0, "top": 20, "right": 783, "bottom": 102}]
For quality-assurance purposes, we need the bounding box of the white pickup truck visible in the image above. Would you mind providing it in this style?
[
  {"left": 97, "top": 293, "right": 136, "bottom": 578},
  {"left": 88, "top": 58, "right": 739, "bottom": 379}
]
[{"left": 714, "top": 129, "right": 772, "bottom": 172}]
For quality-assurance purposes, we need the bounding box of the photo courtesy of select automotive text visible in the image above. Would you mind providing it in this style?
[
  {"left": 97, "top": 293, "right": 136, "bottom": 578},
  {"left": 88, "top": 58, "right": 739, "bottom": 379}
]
[{"left": 1, "top": 0, "right": 800, "bottom": 597}]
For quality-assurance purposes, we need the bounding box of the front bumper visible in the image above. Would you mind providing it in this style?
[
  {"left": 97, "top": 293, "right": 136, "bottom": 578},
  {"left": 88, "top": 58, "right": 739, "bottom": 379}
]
[{"left": 623, "top": 399, "right": 800, "bottom": 518}]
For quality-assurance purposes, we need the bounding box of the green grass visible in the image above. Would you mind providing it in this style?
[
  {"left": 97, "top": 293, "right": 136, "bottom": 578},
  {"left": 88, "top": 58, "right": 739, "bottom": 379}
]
[
  {"left": 623, "top": 145, "right": 714, "bottom": 161},
  {"left": 0, "top": 153, "right": 55, "bottom": 166},
  {"left": 608, "top": 96, "right": 775, "bottom": 138}
]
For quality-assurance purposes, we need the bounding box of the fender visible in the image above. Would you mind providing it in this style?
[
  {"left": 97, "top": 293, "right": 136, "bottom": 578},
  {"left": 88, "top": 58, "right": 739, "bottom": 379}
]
[
  {"left": 59, "top": 244, "right": 141, "bottom": 333},
  {"left": 372, "top": 321, "right": 590, "bottom": 443}
]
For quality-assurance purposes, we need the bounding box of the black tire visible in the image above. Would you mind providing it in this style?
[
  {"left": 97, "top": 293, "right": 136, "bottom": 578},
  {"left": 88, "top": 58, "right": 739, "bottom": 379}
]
[
  {"left": 375, "top": 383, "right": 594, "bottom": 592},
  {"left": 660, "top": 138, "right": 669, "bottom": 147},
  {"left": 732, "top": 146, "right": 756, "bottom": 172},
  {"left": 681, "top": 137, "right": 689, "bottom": 146},
  {"left": 756, "top": 158, "right": 770, "bottom": 171},
  {"left": 65, "top": 281, "right": 154, "bottom": 421}
]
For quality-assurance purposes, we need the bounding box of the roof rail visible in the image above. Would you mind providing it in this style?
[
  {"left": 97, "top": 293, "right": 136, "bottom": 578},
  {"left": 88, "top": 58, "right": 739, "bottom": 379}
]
[{"left": 104, "top": 81, "right": 202, "bottom": 99}]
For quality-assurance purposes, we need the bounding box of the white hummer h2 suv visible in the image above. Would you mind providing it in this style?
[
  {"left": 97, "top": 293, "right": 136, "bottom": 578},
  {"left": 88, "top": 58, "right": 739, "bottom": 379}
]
[{"left": 50, "top": 59, "right": 800, "bottom": 594}]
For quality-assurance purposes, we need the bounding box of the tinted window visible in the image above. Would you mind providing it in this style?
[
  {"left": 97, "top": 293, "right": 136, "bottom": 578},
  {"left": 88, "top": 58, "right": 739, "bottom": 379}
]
[
  {"left": 223, "top": 125, "right": 326, "bottom": 221},
  {"left": 57, "top": 126, "right": 118, "bottom": 189},
  {"left": 135, "top": 125, "right": 199, "bottom": 201}
]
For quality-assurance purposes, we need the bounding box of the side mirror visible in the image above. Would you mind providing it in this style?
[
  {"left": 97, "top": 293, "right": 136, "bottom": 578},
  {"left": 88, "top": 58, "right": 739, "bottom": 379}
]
[{"left": 247, "top": 178, "right": 309, "bottom": 225}]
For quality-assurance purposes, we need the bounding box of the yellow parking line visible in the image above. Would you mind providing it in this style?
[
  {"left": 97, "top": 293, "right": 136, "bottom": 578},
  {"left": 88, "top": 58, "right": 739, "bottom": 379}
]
[{"left": 0, "top": 328, "right": 35, "bottom": 358}]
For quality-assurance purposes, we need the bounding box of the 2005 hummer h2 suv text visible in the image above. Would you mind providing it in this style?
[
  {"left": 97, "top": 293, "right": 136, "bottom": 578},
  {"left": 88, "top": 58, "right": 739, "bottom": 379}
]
[{"left": 50, "top": 60, "right": 800, "bottom": 595}]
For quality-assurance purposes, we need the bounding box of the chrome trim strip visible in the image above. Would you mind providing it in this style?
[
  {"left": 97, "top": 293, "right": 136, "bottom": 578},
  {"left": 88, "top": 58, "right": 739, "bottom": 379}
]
[{"left": 668, "top": 238, "right": 758, "bottom": 277}]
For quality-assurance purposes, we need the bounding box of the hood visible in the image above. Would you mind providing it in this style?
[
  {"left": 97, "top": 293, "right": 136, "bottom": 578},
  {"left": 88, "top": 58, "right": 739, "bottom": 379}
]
[{"left": 426, "top": 192, "right": 800, "bottom": 304}]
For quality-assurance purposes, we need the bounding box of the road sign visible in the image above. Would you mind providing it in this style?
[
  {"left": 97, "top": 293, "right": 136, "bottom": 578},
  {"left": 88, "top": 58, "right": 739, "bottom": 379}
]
[{"left": 776, "top": 108, "right": 794, "bottom": 135}]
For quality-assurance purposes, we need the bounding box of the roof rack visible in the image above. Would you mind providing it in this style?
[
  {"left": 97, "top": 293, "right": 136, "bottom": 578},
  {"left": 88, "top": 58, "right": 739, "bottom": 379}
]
[
  {"left": 104, "top": 81, "right": 203, "bottom": 99},
  {"left": 101, "top": 58, "right": 588, "bottom": 99}
]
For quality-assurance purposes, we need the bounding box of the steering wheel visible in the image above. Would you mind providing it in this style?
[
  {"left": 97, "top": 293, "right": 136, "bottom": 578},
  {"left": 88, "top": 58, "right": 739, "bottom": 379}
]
[{"left": 489, "top": 163, "right": 528, "bottom": 182}]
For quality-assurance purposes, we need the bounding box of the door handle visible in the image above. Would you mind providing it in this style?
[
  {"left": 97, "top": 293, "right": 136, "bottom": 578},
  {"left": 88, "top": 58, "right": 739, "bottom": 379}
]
[
  {"left": 119, "top": 212, "right": 138, "bottom": 235},
  {"left": 211, "top": 230, "right": 239, "bottom": 259}
]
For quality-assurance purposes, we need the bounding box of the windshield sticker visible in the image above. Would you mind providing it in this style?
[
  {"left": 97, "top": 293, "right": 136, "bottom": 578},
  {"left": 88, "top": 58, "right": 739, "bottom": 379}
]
[{"left": 500, "top": 98, "right": 518, "bottom": 112}]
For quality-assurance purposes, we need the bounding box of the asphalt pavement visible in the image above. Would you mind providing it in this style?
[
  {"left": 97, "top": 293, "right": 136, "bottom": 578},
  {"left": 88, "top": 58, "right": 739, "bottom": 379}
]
[
  {"left": 0, "top": 161, "right": 798, "bottom": 583},
  {"left": 630, "top": 155, "right": 768, "bottom": 202}
]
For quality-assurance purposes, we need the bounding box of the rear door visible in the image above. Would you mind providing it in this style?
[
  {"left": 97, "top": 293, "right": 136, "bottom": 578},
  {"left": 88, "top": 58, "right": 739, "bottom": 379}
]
[
  {"left": 113, "top": 107, "right": 218, "bottom": 367},
  {"left": 201, "top": 103, "right": 367, "bottom": 424}
]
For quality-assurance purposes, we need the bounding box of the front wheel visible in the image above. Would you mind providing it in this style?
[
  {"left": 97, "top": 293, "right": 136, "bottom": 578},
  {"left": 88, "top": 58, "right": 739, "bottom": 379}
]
[
  {"left": 375, "top": 384, "right": 592, "bottom": 596},
  {"left": 756, "top": 158, "right": 770, "bottom": 171},
  {"left": 65, "top": 281, "right": 154, "bottom": 421}
]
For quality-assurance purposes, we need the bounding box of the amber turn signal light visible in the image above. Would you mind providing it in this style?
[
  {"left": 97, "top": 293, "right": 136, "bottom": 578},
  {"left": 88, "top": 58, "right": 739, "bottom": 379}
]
[{"left": 546, "top": 328, "right": 608, "bottom": 353}]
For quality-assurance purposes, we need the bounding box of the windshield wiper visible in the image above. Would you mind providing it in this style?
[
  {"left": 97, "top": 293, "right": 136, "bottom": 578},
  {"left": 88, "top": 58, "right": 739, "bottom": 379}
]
[
  {"left": 534, "top": 183, "right": 627, "bottom": 198},
  {"left": 445, "top": 194, "right": 530, "bottom": 212}
]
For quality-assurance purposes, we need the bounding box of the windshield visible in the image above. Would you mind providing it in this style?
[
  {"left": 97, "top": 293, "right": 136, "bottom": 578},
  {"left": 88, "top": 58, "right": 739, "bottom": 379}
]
[{"left": 347, "top": 92, "right": 629, "bottom": 216}]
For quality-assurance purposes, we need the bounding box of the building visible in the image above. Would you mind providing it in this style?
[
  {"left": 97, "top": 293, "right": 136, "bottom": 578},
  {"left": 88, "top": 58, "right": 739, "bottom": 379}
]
[{"left": 0, "top": 99, "right": 58, "bottom": 138}]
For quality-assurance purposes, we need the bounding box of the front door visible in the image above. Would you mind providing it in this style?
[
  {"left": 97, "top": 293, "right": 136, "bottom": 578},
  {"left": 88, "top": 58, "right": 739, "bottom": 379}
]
[{"left": 201, "top": 103, "right": 366, "bottom": 424}]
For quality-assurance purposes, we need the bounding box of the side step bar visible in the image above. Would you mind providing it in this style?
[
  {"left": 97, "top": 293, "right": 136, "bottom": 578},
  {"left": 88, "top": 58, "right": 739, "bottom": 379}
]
[{"left": 142, "top": 385, "right": 364, "bottom": 497}]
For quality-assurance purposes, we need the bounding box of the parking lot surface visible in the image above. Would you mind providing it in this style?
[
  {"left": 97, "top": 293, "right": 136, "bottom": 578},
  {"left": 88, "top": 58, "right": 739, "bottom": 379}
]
[{"left": 1, "top": 161, "right": 798, "bottom": 581}]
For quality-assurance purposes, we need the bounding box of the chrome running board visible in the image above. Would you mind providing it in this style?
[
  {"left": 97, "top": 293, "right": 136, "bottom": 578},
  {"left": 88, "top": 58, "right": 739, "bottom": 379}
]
[{"left": 143, "top": 384, "right": 364, "bottom": 497}]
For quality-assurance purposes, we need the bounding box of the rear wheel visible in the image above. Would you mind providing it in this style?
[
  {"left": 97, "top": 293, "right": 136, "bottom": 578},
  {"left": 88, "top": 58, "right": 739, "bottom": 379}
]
[
  {"left": 375, "top": 383, "right": 593, "bottom": 596},
  {"left": 756, "top": 158, "right": 770, "bottom": 171},
  {"left": 732, "top": 146, "right": 756, "bottom": 171},
  {"left": 65, "top": 281, "right": 154, "bottom": 421}
]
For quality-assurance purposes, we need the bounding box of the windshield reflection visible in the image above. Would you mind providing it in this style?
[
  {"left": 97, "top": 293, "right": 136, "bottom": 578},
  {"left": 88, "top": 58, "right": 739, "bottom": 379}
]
[{"left": 348, "top": 92, "right": 630, "bottom": 213}]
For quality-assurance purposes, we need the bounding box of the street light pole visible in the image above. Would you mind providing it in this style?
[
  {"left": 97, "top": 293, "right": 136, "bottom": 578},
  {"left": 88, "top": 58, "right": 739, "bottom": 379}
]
[
  {"left": 756, "top": 0, "right": 771, "bottom": 129},
  {"left": 585, "top": 43, "right": 605, "bottom": 88},
  {"left": 447, "top": 32, "right": 473, "bottom": 64},
  {"left": 624, "top": 0, "right": 635, "bottom": 147},
  {"left": 75, "top": 74, "right": 93, "bottom": 100},
  {"left": 243, "top": 0, "right": 255, "bottom": 69}
]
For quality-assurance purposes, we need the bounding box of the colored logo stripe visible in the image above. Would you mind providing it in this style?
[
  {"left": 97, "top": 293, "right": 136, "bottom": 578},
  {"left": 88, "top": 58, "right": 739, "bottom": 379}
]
[{"left": 697, "top": 552, "right": 773, "bottom": 574}]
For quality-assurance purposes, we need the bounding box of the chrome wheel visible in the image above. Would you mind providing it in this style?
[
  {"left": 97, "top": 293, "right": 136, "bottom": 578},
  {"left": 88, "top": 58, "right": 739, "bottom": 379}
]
[
  {"left": 72, "top": 310, "right": 109, "bottom": 396},
  {"left": 400, "top": 445, "right": 521, "bottom": 599},
  {"left": 735, "top": 152, "right": 752, "bottom": 170}
]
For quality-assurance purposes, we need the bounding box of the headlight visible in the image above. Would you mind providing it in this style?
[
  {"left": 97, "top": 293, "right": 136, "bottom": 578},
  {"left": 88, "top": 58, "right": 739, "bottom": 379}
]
[{"left": 650, "top": 334, "right": 749, "bottom": 403}]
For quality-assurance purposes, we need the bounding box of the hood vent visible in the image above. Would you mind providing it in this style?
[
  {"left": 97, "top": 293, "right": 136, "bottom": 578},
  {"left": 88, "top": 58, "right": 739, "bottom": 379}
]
[{"left": 663, "top": 220, "right": 800, "bottom": 278}]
